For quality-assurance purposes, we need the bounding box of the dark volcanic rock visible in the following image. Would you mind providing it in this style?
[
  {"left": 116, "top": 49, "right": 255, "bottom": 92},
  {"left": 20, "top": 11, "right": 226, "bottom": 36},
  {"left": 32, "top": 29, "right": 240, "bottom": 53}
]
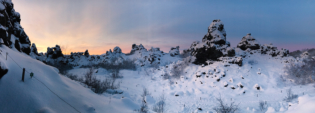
[
  {"left": 0, "top": 1, "right": 31, "bottom": 54},
  {"left": 237, "top": 33, "right": 260, "bottom": 50},
  {"left": 188, "top": 19, "right": 235, "bottom": 65},
  {"left": 84, "top": 50, "right": 89, "bottom": 57},
  {"left": 46, "top": 45, "right": 63, "bottom": 59}
]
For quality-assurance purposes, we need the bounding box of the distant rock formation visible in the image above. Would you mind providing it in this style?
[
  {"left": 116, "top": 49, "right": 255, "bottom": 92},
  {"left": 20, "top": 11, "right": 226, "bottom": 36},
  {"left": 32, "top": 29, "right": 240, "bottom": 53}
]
[
  {"left": 169, "top": 46, "right": 179, "bottom": 57},
  {"left": 113, "top": 46, "right": 122, "bottom": 54},
  {"left": 189, "top": 19, "right": 235, "bottom": 64},
  {"left": 46, "top": 45, "right": 63, "bottom": 59},
  {"left": 237, "top": 33, "right": 260, "bottom": 50},
  {"left": 84, "top": 50, "right": 89, "bottom": 57},
  {"left": 0, "top": 1, "right": 31, "bottom": 54},
  {"left": 235, "top": 33, "right": 289, "bottom": 57},
  {"left": 130, "top": 44, "right": 147, "bottom": 54},
  {"left": 260, "top": 43, "right": 289, "bottom": 57}
]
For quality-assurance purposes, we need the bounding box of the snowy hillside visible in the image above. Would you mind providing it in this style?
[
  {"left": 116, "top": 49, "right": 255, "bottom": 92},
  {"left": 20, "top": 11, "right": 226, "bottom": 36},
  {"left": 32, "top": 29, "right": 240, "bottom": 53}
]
[{"left": 0, "top": 46, "right": 140, "bottom": 113}]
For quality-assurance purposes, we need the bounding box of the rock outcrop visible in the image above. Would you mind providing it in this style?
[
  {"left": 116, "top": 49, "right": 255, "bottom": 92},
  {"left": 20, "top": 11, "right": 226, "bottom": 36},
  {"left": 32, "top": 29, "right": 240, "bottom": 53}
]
[
  {"left": 237, "top": 33, "right": 260, "bottom": 50},
  {"left": 130, "top": 44, "right": 147, "bottom": 54},
  {"left": 0, "top": 1, "right": 31, "bottom": 54},
  {"left": 46, "top": 45, "right": 63, "bottom": 59},
  {"left": 260, "top": 43, "right": 289, "bottom": 57},
  {"left": 169, "top": 46, "right": 179, "bottom": 57},
  {"left": 84, "top": 50, "right": 89, "bottom": 57},
  {"left": 188, "top": 19, "right": 235, "bottom": 64},
  {"left": 236, "top": 34, "right": 289, "bottom": 57}
]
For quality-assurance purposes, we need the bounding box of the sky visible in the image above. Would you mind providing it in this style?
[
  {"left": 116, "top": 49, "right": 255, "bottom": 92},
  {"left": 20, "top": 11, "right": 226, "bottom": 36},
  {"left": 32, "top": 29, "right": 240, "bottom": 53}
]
[{"left": 13, "top": 0, "right": 315, "bottom": 55}]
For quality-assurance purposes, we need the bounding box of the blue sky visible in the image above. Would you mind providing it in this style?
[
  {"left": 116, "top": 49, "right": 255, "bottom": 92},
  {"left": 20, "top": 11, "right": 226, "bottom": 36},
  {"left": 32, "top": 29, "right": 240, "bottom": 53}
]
[{"left": 14, "top": 0, "right": 315, "bottom": 54}]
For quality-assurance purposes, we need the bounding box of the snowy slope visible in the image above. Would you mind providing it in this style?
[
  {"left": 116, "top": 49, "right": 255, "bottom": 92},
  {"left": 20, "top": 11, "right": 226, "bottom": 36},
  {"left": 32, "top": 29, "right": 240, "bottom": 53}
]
[
  {"left": 66, "top": 52, "right": 315, "bottom": 113},
  {"left": 0, "top": 46, "right": 140, "bottom": 113}
]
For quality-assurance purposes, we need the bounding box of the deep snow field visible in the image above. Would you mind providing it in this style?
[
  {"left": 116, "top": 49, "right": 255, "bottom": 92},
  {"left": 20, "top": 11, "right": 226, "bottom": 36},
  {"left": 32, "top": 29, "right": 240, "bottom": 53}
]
[{"left": 1, "top": 45, "right": 315, "bottom": 113}]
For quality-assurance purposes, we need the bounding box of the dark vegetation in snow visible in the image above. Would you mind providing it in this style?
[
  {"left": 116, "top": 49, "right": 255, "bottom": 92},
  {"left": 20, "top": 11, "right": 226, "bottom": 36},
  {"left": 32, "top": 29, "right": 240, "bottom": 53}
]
[
  {"left": 65, "top": 67, "right": 121, "bottom": 94},
  {"left": 259, "top": 100, "right": 268, "bottom": 111},
  {"left": 213, "top": 95, "right": 239, "bottom": 113},
  {"left": 152, "top": 93, "right": 166, "bottom": 113},
  {"left": 135, "top": 87, "right": 150, "bottom": 113},
  {"left": 283, "top": 88, "right": 298, "bottom": 102},
  {"left": 289, "top": 48, "right": 315, "bottom": 58},
  {"left": 284, "top": 59, "right": 315, "bottom": 85}
]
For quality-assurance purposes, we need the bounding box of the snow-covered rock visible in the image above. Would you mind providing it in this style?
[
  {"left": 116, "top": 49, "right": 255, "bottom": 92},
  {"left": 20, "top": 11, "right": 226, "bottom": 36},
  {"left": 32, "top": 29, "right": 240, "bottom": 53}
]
[
  {"left": 188, "top": 19, "right": 235, "bottom": 64},
  {"left": 237, "top": 33, "right": 260, "bottom": 50},
  {"left": 130, "top": 44, "right": 147, "bottom": 54},
  {"left": 169, "top": 46, "right": 179, "bottom": 57},
  {"left": 260, "top": 43, "right": 289, "bottom": 57},
  {"left": 0, "top": 1, "right": 31, "bottom": 54}
]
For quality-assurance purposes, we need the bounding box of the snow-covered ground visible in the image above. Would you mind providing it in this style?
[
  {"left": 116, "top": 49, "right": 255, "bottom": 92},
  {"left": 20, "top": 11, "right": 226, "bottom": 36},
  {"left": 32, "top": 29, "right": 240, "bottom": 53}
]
[{"left": 66, "top": 52, "right": 315, "bottom": 113}]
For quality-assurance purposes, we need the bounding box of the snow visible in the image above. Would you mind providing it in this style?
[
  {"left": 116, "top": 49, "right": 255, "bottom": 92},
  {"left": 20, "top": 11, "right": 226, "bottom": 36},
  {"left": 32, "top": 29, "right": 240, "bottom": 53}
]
[
  {"left": 266, "top": 107, "right": 276, "bottom": 112},
  {"left": 286, "top": 95, "right": 315, "bottom": 113},
  {"left": 64, "top": 51, "right": 315, "bottom": 112},
  {"left": 0, "top": 2, "right": 5, "bottom": 11},
  {"left": 0, "top": 46, "right": 138, "bottom": 113}
]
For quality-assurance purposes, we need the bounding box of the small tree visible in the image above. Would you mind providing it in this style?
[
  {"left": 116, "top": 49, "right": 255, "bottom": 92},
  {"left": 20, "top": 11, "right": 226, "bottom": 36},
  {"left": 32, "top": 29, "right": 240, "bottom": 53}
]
[
  {"left": 84, "top": 67, "right": 94, "bottom": 86},
  {"left": 259, "top": 101, "right": 268, "bottom": 111},
  {"left": 152, "top": 93, "right": 166, "bottom": 113},
  {"left": 138, "top": 87, "right": 150, "bottom": 113},
  {"left": 284, "top": 88, "right": 298, "bottom": 102}
]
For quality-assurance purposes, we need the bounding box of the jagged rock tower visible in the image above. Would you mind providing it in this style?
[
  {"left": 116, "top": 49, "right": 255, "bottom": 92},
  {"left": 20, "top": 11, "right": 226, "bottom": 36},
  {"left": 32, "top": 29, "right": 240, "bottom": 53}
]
[{"left": 189, "top": 19, "right": 235, "bottom": 64}]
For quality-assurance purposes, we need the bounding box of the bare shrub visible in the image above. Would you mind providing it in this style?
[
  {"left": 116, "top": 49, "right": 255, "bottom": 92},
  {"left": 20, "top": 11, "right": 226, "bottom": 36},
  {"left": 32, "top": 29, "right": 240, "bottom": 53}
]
[
  {"left": 152, "top": 93, "right": 166, "bottom": 113},
  {"left": 259, "top": 101, "right": 268, "bottom": 111},
  {"left": 137, "top": 87, "right": 150, "bottom": 113},
  {"left": 84, "top": 67, "right": 95, "bottom": 86},
  {"left": 213, "top": 95, "right": 239, "bottom": 113},
  {"left": 110, "top": 67, "right": 123, "bottom": 79},
  {"left": 284, "top": 60, "right": 315, "bottom": 85},
  {"left": 283, "top": 88, "right": 298, "bottom": 102}
]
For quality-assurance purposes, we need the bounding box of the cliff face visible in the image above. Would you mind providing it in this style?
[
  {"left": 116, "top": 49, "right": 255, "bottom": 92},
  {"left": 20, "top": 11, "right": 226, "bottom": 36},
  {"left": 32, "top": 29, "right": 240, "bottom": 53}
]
[{"left": 0, "top": 0, "right": 31, "bottom": 54}]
